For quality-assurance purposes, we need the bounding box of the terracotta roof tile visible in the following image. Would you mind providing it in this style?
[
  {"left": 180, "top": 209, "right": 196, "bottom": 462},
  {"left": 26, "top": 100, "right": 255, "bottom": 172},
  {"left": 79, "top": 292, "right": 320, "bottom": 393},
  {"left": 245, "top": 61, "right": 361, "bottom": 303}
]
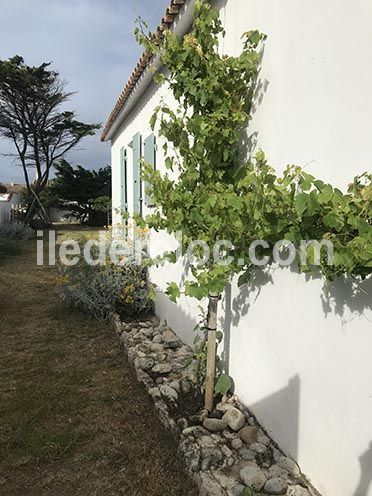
[{"left": 101, "top": 0, "right": 186, "bottom": 142}]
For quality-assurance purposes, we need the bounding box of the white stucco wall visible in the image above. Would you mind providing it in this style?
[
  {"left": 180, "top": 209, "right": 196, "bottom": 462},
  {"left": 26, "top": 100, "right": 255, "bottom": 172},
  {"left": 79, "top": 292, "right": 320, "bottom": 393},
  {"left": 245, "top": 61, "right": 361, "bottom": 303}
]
[
  {"left": 110, "top": 2, "right": 372, "bottom": 495},
  {"left": 0, "top": 193, "right": 20, "bottom": 225}
]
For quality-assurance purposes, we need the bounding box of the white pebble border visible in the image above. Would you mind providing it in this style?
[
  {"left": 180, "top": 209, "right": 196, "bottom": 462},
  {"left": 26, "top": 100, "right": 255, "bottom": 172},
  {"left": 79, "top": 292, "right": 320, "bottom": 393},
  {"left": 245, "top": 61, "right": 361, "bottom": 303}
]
[{"left": 113, "top": 314, "right": 320, "bottom": 496}]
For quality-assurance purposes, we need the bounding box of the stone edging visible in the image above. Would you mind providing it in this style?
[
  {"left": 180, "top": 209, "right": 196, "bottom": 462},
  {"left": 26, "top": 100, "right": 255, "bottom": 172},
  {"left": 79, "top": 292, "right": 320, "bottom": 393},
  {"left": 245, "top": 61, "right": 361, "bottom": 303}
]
[{"left": 113, "top": 314, "right": 317, "bottom": 496}]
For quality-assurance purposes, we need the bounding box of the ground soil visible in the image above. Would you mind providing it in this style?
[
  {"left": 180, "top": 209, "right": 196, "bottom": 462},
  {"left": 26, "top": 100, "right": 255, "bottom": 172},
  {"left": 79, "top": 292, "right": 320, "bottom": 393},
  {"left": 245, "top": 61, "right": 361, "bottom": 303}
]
[{"left": 0, "top": 234, "right": 196, "bottom": 495}]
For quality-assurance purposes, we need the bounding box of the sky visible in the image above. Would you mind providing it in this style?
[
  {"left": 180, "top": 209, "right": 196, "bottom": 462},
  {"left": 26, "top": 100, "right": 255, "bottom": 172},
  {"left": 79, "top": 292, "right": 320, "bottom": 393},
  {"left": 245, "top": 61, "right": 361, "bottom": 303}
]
[{"left": 0, "top": 0, "right": 170, "bottom": 185}]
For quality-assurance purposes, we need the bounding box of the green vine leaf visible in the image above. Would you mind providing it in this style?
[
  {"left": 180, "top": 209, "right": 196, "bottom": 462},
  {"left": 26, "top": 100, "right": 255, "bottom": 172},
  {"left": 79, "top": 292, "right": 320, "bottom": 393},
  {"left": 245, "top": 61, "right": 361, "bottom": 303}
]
[
  {"left": 136, "top": 0, "right": 371, "bottom": 346},
  {"left": 166, "top": 282, "right": 181, "bottom": 302},
  {"left": 215, "top": 373, "right": 232, "bottom": 396},
  {"left": 185, "top": 282, "right": 208, "bottom": 300},
  {"left": 295, "top": 193, "right": 309, "bottom": 216},
  {"left": 134, "top": 0, "right": 371, "bottom": 407}
]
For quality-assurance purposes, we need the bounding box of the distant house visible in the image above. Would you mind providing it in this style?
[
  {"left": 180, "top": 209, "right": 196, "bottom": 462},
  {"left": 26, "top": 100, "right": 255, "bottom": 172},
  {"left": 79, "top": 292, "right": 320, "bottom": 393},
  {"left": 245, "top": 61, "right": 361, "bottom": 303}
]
[
  {"left": 48, "top": 206, "right": 77, "bottom": 224},
  {"left": 0, "top": 183, "right": 23, "bottom": 225},
  {"left": 0, "top": 182, "right": 77, "bottom": 225},
  {"left": 101, "top": 2, "right": 372, "bottom": 496}
]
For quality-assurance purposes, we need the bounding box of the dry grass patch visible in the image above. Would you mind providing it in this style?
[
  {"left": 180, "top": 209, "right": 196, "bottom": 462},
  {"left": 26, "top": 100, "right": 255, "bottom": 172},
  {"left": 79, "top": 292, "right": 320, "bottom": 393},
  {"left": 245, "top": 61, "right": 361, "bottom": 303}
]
[{"left": 0, "top": 235, "right": 196, "bottom": 495}]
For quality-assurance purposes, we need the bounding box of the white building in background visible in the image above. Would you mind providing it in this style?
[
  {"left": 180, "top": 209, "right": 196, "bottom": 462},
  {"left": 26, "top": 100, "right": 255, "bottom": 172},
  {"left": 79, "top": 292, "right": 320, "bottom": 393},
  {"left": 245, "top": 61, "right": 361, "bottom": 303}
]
[
  {"left": 102, "top": 1, "right": 372, "bottom": 495},
  {"left": 0, "top": 183, "right": 22, "bottom": 225}
]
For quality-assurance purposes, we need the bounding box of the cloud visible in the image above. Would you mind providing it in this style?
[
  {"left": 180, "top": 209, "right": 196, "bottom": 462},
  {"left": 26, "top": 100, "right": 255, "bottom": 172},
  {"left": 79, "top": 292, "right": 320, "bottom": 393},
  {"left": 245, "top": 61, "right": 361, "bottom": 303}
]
[{"left": 0, "top": 0, "right": 170, "bottom": 184}]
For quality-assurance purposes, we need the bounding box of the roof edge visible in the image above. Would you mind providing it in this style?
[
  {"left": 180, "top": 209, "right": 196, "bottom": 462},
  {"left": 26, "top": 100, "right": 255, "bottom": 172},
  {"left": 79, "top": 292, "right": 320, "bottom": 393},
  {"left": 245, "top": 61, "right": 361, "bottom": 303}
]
[{"left": 101, "top": 0, "right": 195, "bottom": 142}]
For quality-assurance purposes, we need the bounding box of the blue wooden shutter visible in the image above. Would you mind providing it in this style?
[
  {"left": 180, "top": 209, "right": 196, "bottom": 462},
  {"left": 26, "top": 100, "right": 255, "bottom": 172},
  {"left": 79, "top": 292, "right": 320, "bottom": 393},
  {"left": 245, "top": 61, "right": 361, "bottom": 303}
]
[
  {"left": 143, "top": 133, "right": 156, "bottom": 207},
  {"left": 132, "top": 133, "right": 142, "bottom": 214},
  {"left": 120, "top": 147, "right": 127, "bottom": 215}
]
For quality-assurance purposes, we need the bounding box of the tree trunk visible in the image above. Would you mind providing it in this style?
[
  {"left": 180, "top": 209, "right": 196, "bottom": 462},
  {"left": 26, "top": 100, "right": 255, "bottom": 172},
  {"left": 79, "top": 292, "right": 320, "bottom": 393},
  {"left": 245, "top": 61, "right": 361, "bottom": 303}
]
[
  {"left": 24, "top": 186, "right": 50, "bottom": 225},
  {"left": 204, "top": 293, "right": 219, "bottom": 412}
]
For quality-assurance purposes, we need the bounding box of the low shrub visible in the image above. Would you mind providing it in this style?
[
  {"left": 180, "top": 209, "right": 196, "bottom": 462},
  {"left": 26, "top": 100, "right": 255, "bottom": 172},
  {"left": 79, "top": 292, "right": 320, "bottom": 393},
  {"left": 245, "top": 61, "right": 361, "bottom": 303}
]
[
  {"left": 0, "top": 223, "right": 34, "bottom": 260},
  {"left": 56, "top": 234, "right": 153, "bottom": 320},
  {"left": 0, "top": 223, "right": 35, "bottom": 240},
  {"left": 0, "top": 239, "right": 22, "bottom": 258}
]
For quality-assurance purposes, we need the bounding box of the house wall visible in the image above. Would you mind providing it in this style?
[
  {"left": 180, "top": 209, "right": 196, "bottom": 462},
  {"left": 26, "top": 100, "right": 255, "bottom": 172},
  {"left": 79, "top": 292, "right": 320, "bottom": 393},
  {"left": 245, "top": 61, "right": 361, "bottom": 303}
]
[
  {"left": 110, "top": 1, "right": 372, "bottom": 495},
  {"left": 48, "top": 208, "right": 76, "bottom": 223},
  {"left": 0, "top": 193, "right": 21, "bottom": 225}
]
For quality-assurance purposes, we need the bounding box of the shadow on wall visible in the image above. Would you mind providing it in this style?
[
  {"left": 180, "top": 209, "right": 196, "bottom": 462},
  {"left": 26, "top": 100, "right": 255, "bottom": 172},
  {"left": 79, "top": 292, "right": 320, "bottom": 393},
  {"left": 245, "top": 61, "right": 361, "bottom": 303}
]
[
  {"left": 321, "top": 275, "right": 372, "bottom": 322},
  {"left": 220, "top": 269, "right": 273, "bottom": 375},
  {"left": 249, "top": 375, "right": 301, "bottom": 460},
  {"left": 219, "top": 276, "right": 300, "bottom": 460},
  {"left": 220, "top": 267, "right": 371, "bottom": 493},
  {"left": 214, "top": 0, "right": 227, "bottom": 10},
  {"left": 239, "top": 70, "right": 270, "bottom": 159},
  {"left": 287, "top": 264, "right": 372, "bottom": 322},
  {"left": 353, "top": 442, "right": 372, "bottom": 496},
  {"left": 220, "top": 266, "right": 372, "bottom": 377},
  {"left": 213, "top": 0, "right": 270, "bottom": 161},
  {"left": 226, "top": 263, "right": 372, "bottom": 331},
  {"left": 239, "top": 49, "right": 270, "bottom": 160},
  {"left": 155, "top": 290, "right": 200, "bottom": 347}
]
